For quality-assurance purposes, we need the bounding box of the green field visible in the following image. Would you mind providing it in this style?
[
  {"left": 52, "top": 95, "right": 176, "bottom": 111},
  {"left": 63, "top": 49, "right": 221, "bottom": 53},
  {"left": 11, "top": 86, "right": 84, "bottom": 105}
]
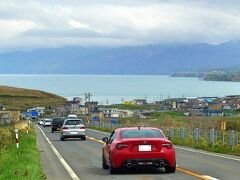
[
  {"left": 0, "top": 86, "right": 67, "bottom": 111},
  {"left": 0, "top": 126, "right": 45, "bottom": 180}
]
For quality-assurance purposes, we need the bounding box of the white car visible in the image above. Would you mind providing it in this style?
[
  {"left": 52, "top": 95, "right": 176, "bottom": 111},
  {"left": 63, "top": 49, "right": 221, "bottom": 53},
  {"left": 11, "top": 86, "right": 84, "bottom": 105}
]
[
  {"left": 60, "top": 119, "right": 86, "bottom": 141},
  {"left": 68, "top": 114, "right": 78, "bottom": 119},
  {"left": 43, "top": 118, "right": 52, "bottom": 127}
]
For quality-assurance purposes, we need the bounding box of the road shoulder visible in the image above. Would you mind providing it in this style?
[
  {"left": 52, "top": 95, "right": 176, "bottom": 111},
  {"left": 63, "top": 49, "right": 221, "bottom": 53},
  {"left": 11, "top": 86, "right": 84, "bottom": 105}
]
[{"left": 35, "top": 125, "right": 71, "bottom": 180}]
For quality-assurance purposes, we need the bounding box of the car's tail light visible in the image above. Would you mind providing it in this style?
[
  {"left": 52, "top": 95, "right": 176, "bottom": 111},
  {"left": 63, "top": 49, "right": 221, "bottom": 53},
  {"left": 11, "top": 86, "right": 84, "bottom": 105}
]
[
  {"left": 62, "top": 127, "right": 68, "bottom": 130},
  {"left": 80, "top": 126, "right": 86, "bottom": 129},
  {"left": 162, "top": 143, "right": 172, "bottom": 148},
  {"left": 116, "top": 143, "right": 128, "bottom": 150}
]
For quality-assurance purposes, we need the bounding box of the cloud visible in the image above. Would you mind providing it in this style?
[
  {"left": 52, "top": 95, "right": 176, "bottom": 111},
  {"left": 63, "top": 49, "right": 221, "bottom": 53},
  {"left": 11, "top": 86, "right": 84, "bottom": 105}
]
[
  {"left": 0, "top": 19, "right": 35, "bottom": 38},
  {"left": 0, "top": 0, "right": 240, "bottom": 51}
]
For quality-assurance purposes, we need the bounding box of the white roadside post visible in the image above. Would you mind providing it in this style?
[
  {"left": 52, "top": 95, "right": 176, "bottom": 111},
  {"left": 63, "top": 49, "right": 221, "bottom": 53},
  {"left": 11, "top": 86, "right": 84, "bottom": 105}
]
[
  {"left": 27, "top": 121, "right": 30, "bottom": 134},
  {"left": 15, "top": 128, "right": 19, "bottom": 149}
]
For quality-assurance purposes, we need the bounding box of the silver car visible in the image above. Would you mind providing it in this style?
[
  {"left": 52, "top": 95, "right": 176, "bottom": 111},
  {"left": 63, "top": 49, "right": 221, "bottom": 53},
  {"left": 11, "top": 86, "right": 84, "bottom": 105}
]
[
  {"left": 60, "top": 119, "right": 86, "bottom": 141},
  {"left": 43, "top": 118, "right": 52, "bottom": 127}
]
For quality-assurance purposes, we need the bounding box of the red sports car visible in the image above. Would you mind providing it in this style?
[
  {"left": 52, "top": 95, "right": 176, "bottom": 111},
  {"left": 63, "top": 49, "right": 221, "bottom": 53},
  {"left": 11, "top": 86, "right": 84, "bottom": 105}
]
[{"left": 102, "top": 127, "right": 176, "bottom": 174}]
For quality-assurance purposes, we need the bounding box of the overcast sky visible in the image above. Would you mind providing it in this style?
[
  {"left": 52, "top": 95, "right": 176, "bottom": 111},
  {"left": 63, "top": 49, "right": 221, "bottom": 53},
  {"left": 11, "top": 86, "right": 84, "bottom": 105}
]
[{"left": 0, "top": 0, "right": 240, "bottom": 51}]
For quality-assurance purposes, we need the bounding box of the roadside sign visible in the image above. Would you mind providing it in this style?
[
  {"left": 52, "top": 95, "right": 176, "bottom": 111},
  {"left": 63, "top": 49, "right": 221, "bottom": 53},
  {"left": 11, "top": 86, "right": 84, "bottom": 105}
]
[{"left": 31, "top": 110, "right": 38, "bottom": 117}]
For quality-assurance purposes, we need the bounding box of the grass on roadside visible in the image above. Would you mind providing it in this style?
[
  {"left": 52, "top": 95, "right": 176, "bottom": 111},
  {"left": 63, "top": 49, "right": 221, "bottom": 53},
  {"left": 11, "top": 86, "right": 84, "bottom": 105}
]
[
  {"left": 170, "top": 136, "right": 240, "bottom": 156},
  {"left": 0, "top": 126, "right": 45, "bottom": 180}
]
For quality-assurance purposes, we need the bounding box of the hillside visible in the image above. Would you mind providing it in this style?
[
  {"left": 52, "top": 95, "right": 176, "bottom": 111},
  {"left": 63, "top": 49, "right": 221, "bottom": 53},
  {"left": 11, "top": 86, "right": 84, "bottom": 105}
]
[
  {"left": 0, "top": 41, "right": 240, "bottom": 74},
  {"left": 204, "top": 72, "right": 240, "bottom": 82},
  {"left": 0, "top": 86, "right": 67, "bottom": 111}
]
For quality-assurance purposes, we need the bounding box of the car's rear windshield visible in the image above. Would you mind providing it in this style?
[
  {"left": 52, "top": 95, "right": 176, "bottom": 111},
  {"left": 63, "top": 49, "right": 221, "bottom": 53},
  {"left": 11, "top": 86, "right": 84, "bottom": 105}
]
[
  {"left": 45, "top": 119, "right": 52, "bottom": 122},
  {"left": 65, "top": 120, "right": 83, "bottom": 125},
  {"left": 53, "top": 118, "right": 64, "bottom": 122},
  {"left": 68, "top": 115, "right": 77, "bottom": 119},
  {"left": 121, "top": 129, "right": 164, "bottom": 138}
]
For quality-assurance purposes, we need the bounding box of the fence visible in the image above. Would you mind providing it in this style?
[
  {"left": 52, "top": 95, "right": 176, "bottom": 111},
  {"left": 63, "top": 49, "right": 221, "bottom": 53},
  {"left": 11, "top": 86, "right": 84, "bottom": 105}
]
[{"left": 90, "top": 121, "right": 240, "bottom": 149}]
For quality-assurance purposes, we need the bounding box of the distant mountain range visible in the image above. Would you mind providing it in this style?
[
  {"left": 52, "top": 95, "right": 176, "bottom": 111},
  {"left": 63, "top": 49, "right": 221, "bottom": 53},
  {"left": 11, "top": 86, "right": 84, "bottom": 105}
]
[{"left": 1, "top": 41, "right": 240, "bottom": 74}]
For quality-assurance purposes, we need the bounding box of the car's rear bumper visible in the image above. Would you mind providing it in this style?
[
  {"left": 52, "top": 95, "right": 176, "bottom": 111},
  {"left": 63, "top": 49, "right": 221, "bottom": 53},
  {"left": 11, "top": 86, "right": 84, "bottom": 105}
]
[
  {"left": 52, "top": 127, "right": 61, "bottom": 131},
  {"left": 122, "top": 158, "right": 169, "bottom": 168},
  {"left": 61, "top": 131, "right": 86, "bottom": 138},
  {"left": 111, "top": 149, "right": 175, "bottom": 168}
]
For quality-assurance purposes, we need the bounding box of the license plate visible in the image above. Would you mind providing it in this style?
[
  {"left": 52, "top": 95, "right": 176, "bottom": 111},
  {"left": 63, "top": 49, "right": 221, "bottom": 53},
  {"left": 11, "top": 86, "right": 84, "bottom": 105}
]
[
  {"left": 70, "top": 132, "right": 78, "bottom": 135},
  {"left": 57, "top": 128, "right": 60, "bottom": 130},
  {"left": 139, "top": 145, "right": 151, "bottom": 151}
]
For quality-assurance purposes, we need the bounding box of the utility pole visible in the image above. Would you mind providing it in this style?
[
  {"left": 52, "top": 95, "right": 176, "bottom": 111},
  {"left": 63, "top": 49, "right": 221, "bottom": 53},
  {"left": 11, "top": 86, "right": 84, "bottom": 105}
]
[
  {"left": 88, "top": 92, "right": 92, "bottom": 102},
  {"left": 85, "top": 93, "right": 88, "bottom": 115},
  {"left": 84, "top": 92, "right": 92, "bottom": 122}
]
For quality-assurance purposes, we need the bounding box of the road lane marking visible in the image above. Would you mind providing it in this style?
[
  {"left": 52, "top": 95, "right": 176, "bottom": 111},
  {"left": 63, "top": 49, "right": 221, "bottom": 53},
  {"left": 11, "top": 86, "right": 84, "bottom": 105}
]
[
  {"left": 86, "top": 135, "right": 213, "bottom": 180},
  {"left": 88, "top": 128, "right": 240, "bottom": 162},
  {"left": 175, "top": 146, "right": 240, "bottom": 162},
  {"left": 176, "top": 167, "right": 209, "bottom": 180},
  {"left": 202, "top": 175, "right": 220, "bottom": 180},
  {"left": 37, "top": 125, "right": 80, "bottom": 180},
  {"left": 87, "top": 136, "right": 104, "bottom": 144}
]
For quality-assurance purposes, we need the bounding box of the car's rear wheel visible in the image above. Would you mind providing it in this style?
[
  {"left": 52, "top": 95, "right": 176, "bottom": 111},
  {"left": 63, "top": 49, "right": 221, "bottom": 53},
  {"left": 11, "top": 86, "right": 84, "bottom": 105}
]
[
  {"left": 51, "top": 129, "right": 54, "bottom": 133},
  {"left": 60, "top": 136, "right": 65, "bottom": 141},
  {"left": 81, "top": 135, "right": 86, "bottom": 141},
  {"left": 109, "top": 158, "right": 117, "bottom": 174},
  {"left": 165, "top": 161, "right": 176, "bottom": 173},
  {"left": 102, "top": 154, "right": 109, "bottom": 169}
]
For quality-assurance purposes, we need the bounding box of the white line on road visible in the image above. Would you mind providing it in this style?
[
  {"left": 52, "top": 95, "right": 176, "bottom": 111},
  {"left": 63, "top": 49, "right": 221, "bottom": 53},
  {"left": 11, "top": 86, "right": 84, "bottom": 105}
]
[
  {"left": 175, "top": 146, "right": 240, "bottom": 162},
  {"left": 37, "top": 125, "right": 80, "bottom": 180},
  {"left": 202, "top": 175, "right": 220, "bottom": 180}
]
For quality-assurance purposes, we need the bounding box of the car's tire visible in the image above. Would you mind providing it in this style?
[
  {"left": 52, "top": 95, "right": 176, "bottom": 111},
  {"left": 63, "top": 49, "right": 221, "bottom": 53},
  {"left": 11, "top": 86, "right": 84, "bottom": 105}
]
[
  {"left": 102, "top": 153, "right": 109, "bottom": 169},
  {"left": 165, "top": 161, "right": 176, "bottom": 173},
  {"left": 60, "top": 136, "right": 65, "bottom": 141},
  {"left": 51, "top": 129, "right": 54, "bottom": 133},
  {"left": 109, "top": 158, "right": 117, "bottom": 174},
  {"left": 81, "top": 135, "right": 86, "bottom": 141}
]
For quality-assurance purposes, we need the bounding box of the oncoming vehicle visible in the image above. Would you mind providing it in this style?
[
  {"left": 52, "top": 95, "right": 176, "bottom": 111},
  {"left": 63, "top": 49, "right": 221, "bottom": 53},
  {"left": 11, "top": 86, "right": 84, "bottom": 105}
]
[
  {"left": 102, "top": 127, "right": 176, "bottom": 174},
  {"left": 43, "top": 118, "right": 52, "bottom": 127},
  {"left": 60, "top": 119, "right": 86, "bottom": 141},
  {"left": 67, "top": 114, "right": 77, "bottom": 119},
  {"left": 51, "top": 117, "right": 65, "bottom": 133}
]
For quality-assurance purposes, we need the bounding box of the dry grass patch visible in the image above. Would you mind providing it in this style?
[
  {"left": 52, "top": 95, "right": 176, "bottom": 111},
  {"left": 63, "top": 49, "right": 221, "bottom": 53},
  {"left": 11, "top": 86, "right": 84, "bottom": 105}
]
[{"left": 0, "top": 86, "right": 66, "bottom": 110}]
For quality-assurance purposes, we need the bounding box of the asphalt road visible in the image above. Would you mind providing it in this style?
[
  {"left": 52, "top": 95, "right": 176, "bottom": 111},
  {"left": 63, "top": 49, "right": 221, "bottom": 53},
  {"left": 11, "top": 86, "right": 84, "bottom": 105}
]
[{"left": 36, "top": 125, "right": 240, "bottom": 180}]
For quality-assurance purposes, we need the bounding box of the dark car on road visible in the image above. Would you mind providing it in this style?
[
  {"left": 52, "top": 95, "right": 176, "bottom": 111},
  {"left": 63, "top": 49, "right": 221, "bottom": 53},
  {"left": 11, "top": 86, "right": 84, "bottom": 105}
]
[{"left": 51, "top": 117, "right": 65, "bottom": 133}]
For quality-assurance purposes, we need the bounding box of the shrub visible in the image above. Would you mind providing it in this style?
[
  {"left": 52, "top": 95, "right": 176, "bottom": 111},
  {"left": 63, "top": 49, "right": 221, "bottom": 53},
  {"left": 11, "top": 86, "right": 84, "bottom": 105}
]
[{"left": 0, "top": 127, "right": 13, "bottom": 150}]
